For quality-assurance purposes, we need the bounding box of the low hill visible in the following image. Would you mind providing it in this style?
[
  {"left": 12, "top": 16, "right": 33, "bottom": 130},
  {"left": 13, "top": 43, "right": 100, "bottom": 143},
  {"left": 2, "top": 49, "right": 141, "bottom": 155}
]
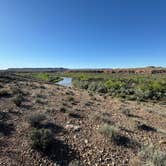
[{"left": 6, "top": 68, "right": 68, "bottom": 72}]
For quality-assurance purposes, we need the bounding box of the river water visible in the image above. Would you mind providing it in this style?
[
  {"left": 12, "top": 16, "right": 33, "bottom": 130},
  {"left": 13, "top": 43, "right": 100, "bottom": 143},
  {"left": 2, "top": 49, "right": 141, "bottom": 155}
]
[{"left": 56, "top": 77, "right": 73, "bottom": 87}]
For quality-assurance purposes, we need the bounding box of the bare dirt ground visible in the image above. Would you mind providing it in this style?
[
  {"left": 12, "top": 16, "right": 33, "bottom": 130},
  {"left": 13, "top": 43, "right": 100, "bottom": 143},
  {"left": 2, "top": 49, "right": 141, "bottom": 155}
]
[{"left": 0, "top": 74, "right": 166, "bottom": 166}]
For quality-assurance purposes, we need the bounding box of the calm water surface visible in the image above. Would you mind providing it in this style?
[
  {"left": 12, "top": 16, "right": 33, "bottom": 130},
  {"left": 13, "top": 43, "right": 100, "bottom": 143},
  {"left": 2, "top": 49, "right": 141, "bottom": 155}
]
[{"left": 56, "top": 77, "right": 73, "bottom": 87}]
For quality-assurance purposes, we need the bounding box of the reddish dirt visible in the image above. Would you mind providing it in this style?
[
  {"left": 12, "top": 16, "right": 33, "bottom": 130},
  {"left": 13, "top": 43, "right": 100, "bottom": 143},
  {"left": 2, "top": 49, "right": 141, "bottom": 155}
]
[{"left": 66, "top": 67, "right": 166, "bottom": 74}]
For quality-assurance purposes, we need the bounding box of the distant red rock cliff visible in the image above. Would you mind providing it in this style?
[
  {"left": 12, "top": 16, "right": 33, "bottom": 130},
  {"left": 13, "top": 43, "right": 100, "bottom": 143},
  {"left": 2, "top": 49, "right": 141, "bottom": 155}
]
[{"left": 66, "top": 67, "right": 166, "bottom": 74}]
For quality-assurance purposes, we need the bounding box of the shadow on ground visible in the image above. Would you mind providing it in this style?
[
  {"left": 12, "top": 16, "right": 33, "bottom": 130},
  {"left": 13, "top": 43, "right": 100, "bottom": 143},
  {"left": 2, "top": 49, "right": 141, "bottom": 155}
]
[
  {"left": 114, "top": 134, "right": 141, "bottom": 149},
  {"left": 0, "top": 122, "right": 15, "bottom": 136},
  {"left": 44, "top": 139, "right": 81, "bottom": 166},
  {"left": 40, "top": 122, "right": 65, "bottom": 134},
  {"left": 137, "top": 124, "right": 157, "bottom": 132},
  {"left": 38, "top": 123, "right": 81, "bottom": 166},
  {"left": 68, "top": 113, "right": 83, "bottom": 119}
]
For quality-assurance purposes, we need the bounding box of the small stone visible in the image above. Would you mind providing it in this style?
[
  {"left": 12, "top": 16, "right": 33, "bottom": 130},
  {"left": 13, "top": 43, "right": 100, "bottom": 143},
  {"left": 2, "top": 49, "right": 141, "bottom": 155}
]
[
  {"left": 159, "top": 140, "right": 166, "bottom": 144},
  {"left": 65, "top": 124, "right": 81, "bottom": 132},
  {"left": 73, "top": 135, "right": 78, "bottom": 139},
  {"left": 84, "top": 139, "right": 88, "bottom": 144}
]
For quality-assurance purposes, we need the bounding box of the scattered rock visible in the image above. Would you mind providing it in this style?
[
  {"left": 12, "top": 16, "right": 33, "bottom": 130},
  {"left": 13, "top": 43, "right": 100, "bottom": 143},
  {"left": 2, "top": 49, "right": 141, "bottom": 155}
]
[{"left": 65, "top": 124, "right": 81, "bottom": 132}]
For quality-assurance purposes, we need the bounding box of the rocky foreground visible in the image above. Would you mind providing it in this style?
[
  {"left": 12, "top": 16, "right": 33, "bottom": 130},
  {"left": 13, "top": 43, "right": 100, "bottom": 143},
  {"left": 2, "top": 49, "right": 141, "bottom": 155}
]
[{"left": 0, "top": 74, "right": 166, "bottom": 166}]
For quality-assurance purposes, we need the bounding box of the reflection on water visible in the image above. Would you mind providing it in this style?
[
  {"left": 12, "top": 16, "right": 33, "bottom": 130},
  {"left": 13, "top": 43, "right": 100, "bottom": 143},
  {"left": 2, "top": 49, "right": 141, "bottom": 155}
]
[{"left": 56, "top": 77, "right": 72, "bottom": 87}]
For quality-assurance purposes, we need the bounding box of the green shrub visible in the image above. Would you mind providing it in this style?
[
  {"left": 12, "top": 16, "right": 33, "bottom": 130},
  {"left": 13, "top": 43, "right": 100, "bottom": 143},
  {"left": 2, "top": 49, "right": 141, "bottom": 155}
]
[
  {"left": 88, "top": 82, "right": 98, "bottom": 91},
  {"left": 70, "top": 73, "right": 166, "bottom": 101},
  {"left": 0, "top": 112, "right": 8, "bottom": 121},
  {"left": 60, "top": 107, "right": 67, "bottom": 113},
  {"left": 35, "top": 98, "right": 45, "bottom": 104},
  {"left": 0, "top": 88, "right": 11, "bottom": 97},
  {"left": 105, "top": 80, "right": 125, "bottom": 90},
  {"left": 40, "top": 85, "right": 46, "bottom": 89},
  {"left": 79, "top": 75, "right": 89, "bottom": 81},
  {"left": 36, "top": 93, "right": 44, "bottom": 98},
  {"left": 93, "top": 112, "right": 112, "bottom": 124},
  {"left": 65, "top": 91, "right": 74, "bottom": 95},
  {"left": 72, "top": 79, "right": 89, "bottom": 89},
  {"left": 32, "top": 73, "right": 49, "bottom": 81},
  {"left": 12, "top": 94, "right": 24, "bottom": 106},
  {"left": 99, "top": 124, "right": 118, "bottom": 139},
  {"left": 69, "top": 160, "right": 81, "bottom": 166},
  {"left": 27, "top": 113, "right": 46, "bottom": 127},
  {"left": 138, "top": 144, "right": 166, "bottom": 166},
  {"left": 135, "top": 80, "right": 166, "bottom": 100},
  {"left": 79, "top": 81, "right": 89, "bottom": 89},
  {"left": 122, "top": 109, "right": 130, "bottom": 116},
  {"left": 49, "top": 76, "right": 62, "bottom": 83},
  {"left": 12, "top": 87, "right": 23, "bottom": 95},
  {"left": 68, "top": 96, "right": 75, "bottom": 102},
  {"left": 30, "top": 128, "right": 53, "bottom": 151},
  {"left": 99, "top": 123, "right": 135, "bottom": 147},
  {"left": 96, "top": 83, "right": 107, "bottom": 93},
  {"left": 89, "top": 92, "right": 94, "bottom": 96}
]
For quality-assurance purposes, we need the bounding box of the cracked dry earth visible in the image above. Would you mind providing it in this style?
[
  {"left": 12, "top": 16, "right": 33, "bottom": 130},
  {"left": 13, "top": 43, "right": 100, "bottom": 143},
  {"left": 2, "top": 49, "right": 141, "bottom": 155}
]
[{"left": 0, "top": 75, "right": 166, "bottom": 166}]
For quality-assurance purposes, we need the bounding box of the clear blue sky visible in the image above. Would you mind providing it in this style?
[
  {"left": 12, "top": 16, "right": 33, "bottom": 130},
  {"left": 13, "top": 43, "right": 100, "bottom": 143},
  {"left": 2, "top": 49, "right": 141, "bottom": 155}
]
[{"left": 0, "top": 0, "right": 166, "bottom": 69}]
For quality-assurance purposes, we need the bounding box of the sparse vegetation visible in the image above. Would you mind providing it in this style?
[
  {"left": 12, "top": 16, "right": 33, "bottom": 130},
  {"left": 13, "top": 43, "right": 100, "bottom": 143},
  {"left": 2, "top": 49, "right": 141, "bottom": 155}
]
[
  {"left": 99, "top": 123, "right": 118, "bottom": 140},
  {"left": 69, "top": 73, "right": 166, "bottom": 101},
  {"left": 27, "top": 113, "right": 46, "bottom": 127},
  {"left": 99, "top": 123, "right": 135, "bottom": 147},
  {"left": 66, "top": 91, "right": 74, "bottom": 95},
  {"left": 0, "top": 73, "right": 165, "bottom": 166},
  {"left": 84, "top": 101, "right": 93, "bottom": 106},
  {"left": 30, "top": 128, "right": 54, "bottom": 151},
  {"left": 60, "top": 107, "right": 67, "bottom": 113},
  {"left": 20, "top": 72, "right": 63, "bottom": 83},
  {"left": 12, "top": 87, "right": 23, "bottom": 95},
  {"left": 122, "top": 109, "right": 131, "bottom": 116},
  {"left": 12, "top": 93, "right": 24, "bottom": 106},
  {"left": 93, "top": 112, "right": 112, "bottom": 124},
  {"left": 0, "top": 88, "right": 11, "bottom": 97},
  {"left": 138, "top": 144, "right": 166, "bottom": 166},
  {"left": 0, "top": 112, "right": 8, "bottom": 120},
  {"left": 35, "top": 98, "right": 45, "bottom": 104},
  {"left": 36, "top": 93, "right": 45, "bottom": 98},
  {"left": 67, "top": 96, "right": 75, "bottom": 102},
  {"left": 68, "top": 112, "right": 81, "bottom": 119},
  {"left": 19, "top": 71, "right": 166, "bottom": 101}
]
